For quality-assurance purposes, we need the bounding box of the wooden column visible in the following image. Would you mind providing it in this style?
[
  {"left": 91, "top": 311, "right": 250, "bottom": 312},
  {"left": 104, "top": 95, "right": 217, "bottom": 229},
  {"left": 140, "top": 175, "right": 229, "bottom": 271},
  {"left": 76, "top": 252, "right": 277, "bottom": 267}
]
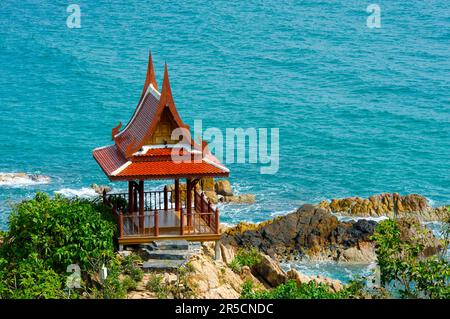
[
  {"left": 164, "top": 186, "right": 168, "bottom": 211},
  {"left": 174, "top": 178, "right": 180, "bottom": 211},
  {"left": 186, "top": 178, "right": 192, "bottom": 227},
  {"left": 139, "top": 180, "right": 144, "bottom": 234},
  {"left": 128, "top": 181, "right": 134, "bottom": 213}
]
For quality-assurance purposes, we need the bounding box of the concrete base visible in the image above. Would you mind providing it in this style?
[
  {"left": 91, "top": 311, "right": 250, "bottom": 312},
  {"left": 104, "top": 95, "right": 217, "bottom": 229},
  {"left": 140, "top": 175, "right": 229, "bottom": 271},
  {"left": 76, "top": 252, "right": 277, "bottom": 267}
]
[{"left": 118, "top": 244, "right": 124, "bottom": 251}]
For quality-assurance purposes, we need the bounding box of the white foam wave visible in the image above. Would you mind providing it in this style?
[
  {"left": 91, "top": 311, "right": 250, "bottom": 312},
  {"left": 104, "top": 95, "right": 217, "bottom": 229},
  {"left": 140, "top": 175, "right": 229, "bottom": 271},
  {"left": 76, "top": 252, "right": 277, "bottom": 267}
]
[
  {"left": 0, "top": 173, "right": 51, "bottom": 187},
  {"left": 331, "top": 213, "right": 389, "bottom": 223},
  {"left": 55, "top": 187, "right": 98, "bottom": 198}
]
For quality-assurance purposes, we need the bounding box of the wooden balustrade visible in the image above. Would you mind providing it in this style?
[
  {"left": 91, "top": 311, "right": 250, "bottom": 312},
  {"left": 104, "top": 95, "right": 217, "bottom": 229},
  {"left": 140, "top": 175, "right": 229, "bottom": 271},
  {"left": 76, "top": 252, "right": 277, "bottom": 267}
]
[{"left": 106, "top": 189, "right": 220, "bottom": 238}]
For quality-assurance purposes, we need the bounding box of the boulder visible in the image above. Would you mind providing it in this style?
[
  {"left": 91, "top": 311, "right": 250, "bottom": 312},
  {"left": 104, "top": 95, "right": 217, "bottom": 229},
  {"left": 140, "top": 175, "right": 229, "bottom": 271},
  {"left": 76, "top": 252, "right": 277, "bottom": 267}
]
[
  {"left": 287, "top": 269, "right": 343, "bottom": 292},
  {"left": 221, "top": 194, "right": 256, "bottom": 204},
  {"left": 204, "top": 191, "right": 219, "bottom": 204},
  {"left": 200, "top": 177, "right": 215, "bottom": 192},
  {"left": 252, "top": 254, "right": 287, "bottom": 287},
  {"left": 215, "top": 180, "right": 233, "bottom": 196},
  {"left": 91, "top": 183, "right": 112, "bottom": 195},
  {"left": 220, "top": 244, "right": 236, "bottom": 265}
]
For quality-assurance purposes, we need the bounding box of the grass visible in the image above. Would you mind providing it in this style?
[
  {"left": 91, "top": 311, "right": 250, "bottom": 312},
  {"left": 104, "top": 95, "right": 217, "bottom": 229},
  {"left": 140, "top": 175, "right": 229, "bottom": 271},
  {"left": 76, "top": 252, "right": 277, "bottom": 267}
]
[{"left": 229, "top": 247, "right": 262, "bottom": 273}]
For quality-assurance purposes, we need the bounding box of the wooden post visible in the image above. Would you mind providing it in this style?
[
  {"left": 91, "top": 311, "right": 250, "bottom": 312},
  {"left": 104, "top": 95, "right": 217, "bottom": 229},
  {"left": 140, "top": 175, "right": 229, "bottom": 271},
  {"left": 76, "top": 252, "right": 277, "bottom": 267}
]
[
  {"left": 174, "top": 179, "right": 180, "bottom": 211},
  {"left": 179, "top": 208, "right": 184, "bottom": 235},
  {"left": 119, "top": 210, "right": 124, "bottom": 238},
  {"left": 215, "top": 208, "right": 220, "bottom": 234},
  {"left": 102, "top": 189, "right": 107, "bottom": 204},
  {"left": 128, "top": 181, "right": 134, "bottom": 213},
  {"left": 154, "top": 208, "right": 159, "bottom": 236},
  {"left": 133, "top": 187, "right": 138, "bottom": 213},
  {"left": 186, "top": 178, "right": 192, "bottom": 227},
  {"left": 139, "top": 180, "right": 144, "bottom": 233},
  {"left": 201, "top": 192, "right": 205, "bottom": 213},
  {"left": 164, "top": 186, "right": 168, "bottom": 211}
]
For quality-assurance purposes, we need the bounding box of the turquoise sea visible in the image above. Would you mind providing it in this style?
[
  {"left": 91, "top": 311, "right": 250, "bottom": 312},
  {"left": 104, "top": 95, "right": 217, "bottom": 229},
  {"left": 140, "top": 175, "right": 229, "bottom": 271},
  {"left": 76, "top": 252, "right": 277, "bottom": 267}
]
[{"left": 0, "top": 1, "right": 449, "bottom": 281}]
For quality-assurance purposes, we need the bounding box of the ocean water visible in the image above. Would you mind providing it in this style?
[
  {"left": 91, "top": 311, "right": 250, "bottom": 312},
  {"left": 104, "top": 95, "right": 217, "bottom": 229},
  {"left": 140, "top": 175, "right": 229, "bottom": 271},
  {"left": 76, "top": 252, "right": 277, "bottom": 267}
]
[{"left": 1, "top": 0, "right": 449, "bottom": 232}]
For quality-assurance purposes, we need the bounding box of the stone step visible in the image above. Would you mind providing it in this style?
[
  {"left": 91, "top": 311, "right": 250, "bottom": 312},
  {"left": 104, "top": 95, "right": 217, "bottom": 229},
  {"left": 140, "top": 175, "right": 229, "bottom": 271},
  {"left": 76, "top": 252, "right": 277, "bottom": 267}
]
[
  {"left": 146, "top": 249, "right": 189, "bottom": 260},
  {"left": 151, "top": 240, "right": 189, "bottom": 251},
  {"left": 142, "top": 259, "right": 186, "bottom": 271}
]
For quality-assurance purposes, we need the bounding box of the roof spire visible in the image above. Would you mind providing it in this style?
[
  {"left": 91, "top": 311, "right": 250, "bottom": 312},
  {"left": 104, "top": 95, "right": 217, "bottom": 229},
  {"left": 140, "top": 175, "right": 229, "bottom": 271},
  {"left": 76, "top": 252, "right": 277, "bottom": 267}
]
[
  {"left": 140, "top": 50, "right": 158, "bottom": 98},
  {"left": 160, "top": 62, "right": 174, "bottom": 107}
]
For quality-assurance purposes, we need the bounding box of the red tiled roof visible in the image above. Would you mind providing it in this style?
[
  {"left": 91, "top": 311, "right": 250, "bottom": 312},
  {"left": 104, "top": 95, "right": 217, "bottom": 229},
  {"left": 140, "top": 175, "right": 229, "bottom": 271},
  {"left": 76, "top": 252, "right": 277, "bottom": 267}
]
[
  {"left": 93, "top": 145, "right": 127, "bottom": 176},
  {"left": 116, "top": 160, "right": 228, "bottom": 179},
  {"left": 92, "top": 55, "right": 230, "bottom": 181},
  {"left": 114, "top": 92, "right": 159, "bottom": 155}
]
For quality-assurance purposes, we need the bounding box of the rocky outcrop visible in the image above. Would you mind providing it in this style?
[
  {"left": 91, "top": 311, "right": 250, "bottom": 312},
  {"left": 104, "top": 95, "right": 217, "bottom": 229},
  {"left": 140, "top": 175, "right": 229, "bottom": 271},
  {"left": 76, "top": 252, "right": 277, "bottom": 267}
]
[
  {"left": 220, "top": 194, "right": 256, "bottom": 204},
  {"left": 0, "top": 173, "right": 51, "bottom": 185},
  {"left": 318, "top": 193, "right": 447, "bottom": 221},
  {"left": 90, "top": 183, "right": 111, "bottom": 195},
  {"left": 286, "top": 269, "right": 343, "bottom": 292},
  {"left": 252, "top": 254, "right": 287, "bottom": 287},
  {"left": 215, "top": 180, "right": 233, "bottom": 196},
  {"left": 221, "top": 204, "right": 377, "bottom": 263}
]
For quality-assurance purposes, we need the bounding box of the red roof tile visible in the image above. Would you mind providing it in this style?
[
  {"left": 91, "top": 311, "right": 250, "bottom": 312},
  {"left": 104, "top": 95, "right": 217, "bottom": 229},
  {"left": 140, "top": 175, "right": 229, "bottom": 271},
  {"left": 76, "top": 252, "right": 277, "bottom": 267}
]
[
  {"left": 93, "top": 145, "right": 127, "bottom": 176},
  {"left": 116, "top": 160, "right": 228, "bottom": 179}
]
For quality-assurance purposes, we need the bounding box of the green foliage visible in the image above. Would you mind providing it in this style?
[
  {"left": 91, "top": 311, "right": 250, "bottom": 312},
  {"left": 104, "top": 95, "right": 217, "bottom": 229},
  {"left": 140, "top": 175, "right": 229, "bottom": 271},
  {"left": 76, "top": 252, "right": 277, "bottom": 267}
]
[
  {"left": 121, "top": 254, "right": 144, "bottom": 282},
  {"left": 241, "top": 280, "right": 341, "bottom": 299},
  {"left": 0, "top": 192, "right": 119, "bottom": 299},
  {"left": 146, "top": 274, "right": 169, "bottom": 299},
  {"left": 90, "top": 257, "right": 127, "bottom": 299},
  {"left": 229, "top": 247, "right": 262, "bottom": 273},
  {"left": 109, "top": 196, "right": 128, "bottom": 211},
  {"left": 121, "top": 276, "right": 138, "bottom": 292},
  {"left": 371, "top": 219, "right": 450, "bottom": 299}
]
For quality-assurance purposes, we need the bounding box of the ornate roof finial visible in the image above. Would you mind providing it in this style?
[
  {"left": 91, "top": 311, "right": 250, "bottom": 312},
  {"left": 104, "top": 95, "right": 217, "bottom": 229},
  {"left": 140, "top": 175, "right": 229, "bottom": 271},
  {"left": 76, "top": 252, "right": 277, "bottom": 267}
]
[
  {"left": 160, "top": 62, "right": 174, "bottom": 107},
  {"left": 140, "top": 50, "right": 158, "bottom": 99}
]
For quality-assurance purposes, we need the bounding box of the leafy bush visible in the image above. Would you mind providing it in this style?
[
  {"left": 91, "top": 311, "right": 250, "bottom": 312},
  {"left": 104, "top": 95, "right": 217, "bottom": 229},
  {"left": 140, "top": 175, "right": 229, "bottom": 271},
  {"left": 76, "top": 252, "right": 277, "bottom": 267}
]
[
  {"left": 229, "top": 247, "right": 261, "bottom": 273},
  {"left": 121, "top": 254, "right": 144, "bottom": 282},
  {"left": 371, "top": 219, "right": 450, "bottom": 299},
  {"left": 146, "top": 274, "right": 169, "bottom": 299},
  {"left": 0, "top": 192, "right": 119, "bottom": 299}
]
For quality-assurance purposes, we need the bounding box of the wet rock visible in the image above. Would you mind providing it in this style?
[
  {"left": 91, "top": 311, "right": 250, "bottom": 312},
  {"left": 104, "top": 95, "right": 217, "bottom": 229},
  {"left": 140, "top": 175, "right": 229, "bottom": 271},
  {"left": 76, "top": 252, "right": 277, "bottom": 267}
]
[
  {"left": 221, "top": 194, "right": 256, "bottom": 204},
  {"left": 215, "top": 180, "right": 233, "bottom": 196},
  {"left": 221, "top": 204, "right": 377, "bottom": 262},
  {"left": 91, "top": 183, "right": 112, "bottom": 195}
]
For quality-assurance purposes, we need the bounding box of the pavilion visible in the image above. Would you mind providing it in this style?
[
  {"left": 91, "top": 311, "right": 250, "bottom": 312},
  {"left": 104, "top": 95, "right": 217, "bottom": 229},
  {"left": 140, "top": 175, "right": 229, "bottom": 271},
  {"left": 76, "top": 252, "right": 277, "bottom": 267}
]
[{"left": 93, "top": 52, "right": 229, "bottom": 250}]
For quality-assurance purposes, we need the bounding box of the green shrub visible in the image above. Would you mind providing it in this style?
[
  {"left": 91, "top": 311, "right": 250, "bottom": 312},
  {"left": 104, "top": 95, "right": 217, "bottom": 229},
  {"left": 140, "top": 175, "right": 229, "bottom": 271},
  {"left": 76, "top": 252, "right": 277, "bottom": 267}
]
[
  {"left": 229, "top": 247, "right": 261, "bottom": 273},
  {"left": 371, "top": 219, "right": 450, "bottom": 299},
  {"left": 241, "top": 280, "right": 339, "bottom": 299},
  {"left": 121, "top": 254, "right": 144, "bottom": 282},
  {"left": 146, "top": 274, "right": 169, "bottom": 299},
  {"left": 0, "top": 192, "right": 118, "bottom": 299},
  {"left": 121, "top": 276, "right": 138, "bottom": 292}
]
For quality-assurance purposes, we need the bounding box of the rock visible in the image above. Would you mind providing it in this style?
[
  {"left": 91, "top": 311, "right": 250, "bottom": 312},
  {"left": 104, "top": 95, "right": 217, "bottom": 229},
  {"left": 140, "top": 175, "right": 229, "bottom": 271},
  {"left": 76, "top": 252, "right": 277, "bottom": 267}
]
[
  {"left": 221, "top": 194, "right": 256, "bottom": 204},
  {"left": 338, "top": 243, "right": 376, "bottom": 264},
  {"left": 221, "top": 204, "right": 378, "bottom": 262},
  {"left": 199, "top": 177, "right": 215, "bottom": 192},
  {"left": 187, "top": 252, "right": 243, "bottom": 299},
  {"left": 204, "top": 191, "right": 219, "bottom": 204},
  {"left": 322, "top": 193, "right": 443, "bottom": 221},
  {"left": 287, "top": 269, "right": 343, "bottom": 292},
  {"left": 215, "top": 180, "right": 233, "bottom": 196},
  {"left": 397, "top": 217, "right": 444, "bottom": 257},
  {"left": 0, "top": 172, "right": 51, "bottom": 184},
  {"left": 220, "top": 244, "right": 236, "bottom": 265},
  {"left": 252, "top": 254, "right": 287, "bottom": 287},
  {"left": 91, "top": 183, "right": 112, "bottom": 195}
]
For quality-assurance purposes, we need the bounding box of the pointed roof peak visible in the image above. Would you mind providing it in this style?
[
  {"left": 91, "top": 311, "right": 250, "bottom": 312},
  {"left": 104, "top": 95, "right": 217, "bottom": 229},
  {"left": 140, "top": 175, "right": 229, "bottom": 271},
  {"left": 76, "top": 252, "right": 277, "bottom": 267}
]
[
  {"left": 160, "top": 62, "right": 173, "bottom": 105},
  {"left": 141, "top": 50, "right": 158, "bottom": 96}
]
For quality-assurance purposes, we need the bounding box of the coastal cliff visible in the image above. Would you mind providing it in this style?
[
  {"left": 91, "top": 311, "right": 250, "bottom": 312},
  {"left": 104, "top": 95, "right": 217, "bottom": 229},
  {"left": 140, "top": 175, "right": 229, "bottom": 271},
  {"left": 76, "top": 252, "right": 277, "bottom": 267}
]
[{"left": 220, "top": 204, "right": 445, "bottom": 264}]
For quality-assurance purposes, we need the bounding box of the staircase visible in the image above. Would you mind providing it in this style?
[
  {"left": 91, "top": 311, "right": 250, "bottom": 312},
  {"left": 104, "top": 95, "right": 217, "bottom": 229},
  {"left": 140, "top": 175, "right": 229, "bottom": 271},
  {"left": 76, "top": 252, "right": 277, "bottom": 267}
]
[{"left": 140, "top": 240, "right": 198, "bottom": 271}]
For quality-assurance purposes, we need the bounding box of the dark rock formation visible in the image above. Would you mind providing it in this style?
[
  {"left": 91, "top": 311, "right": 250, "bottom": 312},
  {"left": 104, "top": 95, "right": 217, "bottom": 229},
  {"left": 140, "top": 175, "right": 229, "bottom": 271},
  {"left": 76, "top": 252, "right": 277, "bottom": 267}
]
[{"left": 221, "top": 204, "right": 377, "bottom": 262}]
